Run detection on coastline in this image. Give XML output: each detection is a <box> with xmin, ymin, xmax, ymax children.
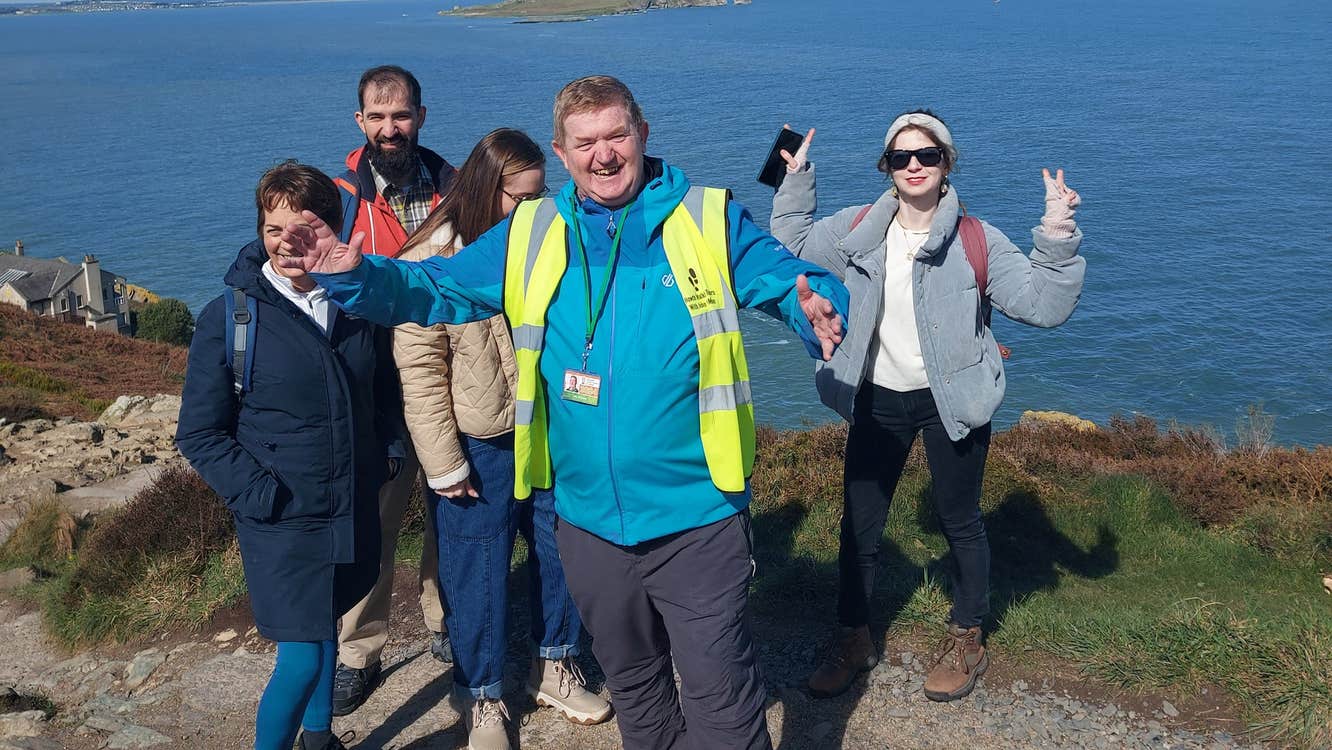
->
<box><xmin>442</xmin><ymin>0</ymin><xmax>740</xmax><ymax>20</ymax></box>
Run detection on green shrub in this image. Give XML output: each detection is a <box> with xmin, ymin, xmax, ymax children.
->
<box><xmin>135</xmin><ymin>298</ymin><xmax>195</xmax><ymax>346</ymax></box>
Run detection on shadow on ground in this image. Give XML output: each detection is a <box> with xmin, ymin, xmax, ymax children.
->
<box><xmin>750</xmin><ymin>484</ymin><xmax>1119</xmax><ymax>749</ymax></box>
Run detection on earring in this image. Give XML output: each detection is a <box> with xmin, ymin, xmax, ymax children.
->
<box><xmin>890</xmin><ymin>184</ymin><xmax>899</xmax><ymax>198</ymax></box>
<box><xmin>940</xmin><ymin>178</ymin><xmax>951</xmax><ymax>196</ymax></box>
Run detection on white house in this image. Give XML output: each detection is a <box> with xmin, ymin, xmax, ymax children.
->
<box><xmin>0</xmin><ymin>245</ymin><xmax>131</xmax><ymax>333</ymax></box>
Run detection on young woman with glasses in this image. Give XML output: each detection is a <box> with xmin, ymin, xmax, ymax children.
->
<box><xmin>394</xmin><ymin>128</ymin><xmax>610</xmax><ymax>750</ymax></box>
<box><xmin>769</xmin><ymin>110</ymin><xmax>1085</xmax><ymax>703</ymax></box>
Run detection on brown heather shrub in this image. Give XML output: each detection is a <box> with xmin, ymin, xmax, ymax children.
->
<box><xmin>71</xmin><ymin>464</ymin><xmax>233</xmax><ymax>597</ymax></box>
<box><xmin>0</xmin><ymin>304</ymin><xmax>187</xmax><ymax>420</ymax></box>
<box><xmin>991</xmin><ymin>415</ymin><xmax>1331</xmax><ymax>562</ymax></box>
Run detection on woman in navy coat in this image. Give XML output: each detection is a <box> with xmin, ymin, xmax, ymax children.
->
<box><xmin>176</xmin><ymin>161</ymin><xmax>405</xmax><ymax>750</ymax></box>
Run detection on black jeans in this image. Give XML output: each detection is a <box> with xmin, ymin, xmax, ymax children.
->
<box><xmin>837</xmin><ymin>383</ymin><xmax>992</xmax><ymax>629</ymax></box>
<box><xmin>556</xmin><ymin>512</ymin><xmax>771</xmax><ymax>750</ymax></box>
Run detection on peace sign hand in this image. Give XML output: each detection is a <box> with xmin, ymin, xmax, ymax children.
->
<box><xmin>1039</xmin><ymin>168</ymin><xmax>1080</xmax><ymax>239</ymax></box>
<box><xmin>780</xmin><ymin>125</ymin><xmax>816</xmax><ymax>174</ymax></box>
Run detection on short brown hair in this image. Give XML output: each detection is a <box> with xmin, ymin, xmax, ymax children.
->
<box><xmin>255</xmin><ymin>161</ymin><xmax>342</xmax><ymax>235</ymax></box>
<box><xmin>553</xmin><ymin>75</ymin><xmax>644</xmax><ymax>143</ymax></box>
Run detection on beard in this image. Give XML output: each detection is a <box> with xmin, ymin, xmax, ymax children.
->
<box><xmin>365</xmin><ymin>134</ymin><xmax>420</xmax><ymax>186</ymax></box>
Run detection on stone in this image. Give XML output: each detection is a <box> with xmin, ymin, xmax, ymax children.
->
<box><xmin>1162</xmin><ymin>700</ymin><xmax>1179</xmax><ymax>718</ymax></box>
<box><xmin>123</xmin><ymin>649</ymin><xmax>165</xmax><ymax>691</ymax></box>
<box><xmin>98</xmin><ymin>395</ymin><xmax>181</xmax><ymax>428</ymax></box>
<box><xmin>176</xmin><ymin>653</ymin><xmax>273</xmax><ymax>716</ymax></box>
<box><xmin>886</xmin><ymin>707</ymin><xmax>911</xmax><ymax>718</ymax></box>
<box><xmin>1019</xmin><ymin>410</ymin><xmax>1098</xmax><ymax>432</ymax></box>
<box><xmin>0</xmin><ymin>569</ymin><xmax>34</xmax><ymax>593</ymax></box>
<box><xmin>212</xmin><ymin>629</ymin><xmax>238</xmax><ymax>644</ymax></box>
<box><xmin>104</xmin><ymin>725</ymin><xmax>172</xmax><ymax>748</ymax></box>
<box><xmin>78</xmin><ymin>713</ymin><xmax>126</xmax><ymax>733</ymax></box>
<box><xmin>0</xmin><ymin>738</ymin><xmax>64</xmax><ymax>750</ymax></box>
<box><xmin>0</xmin><ymin>711</ymin><xmax>45</xmax><ymax>739</ymax></box>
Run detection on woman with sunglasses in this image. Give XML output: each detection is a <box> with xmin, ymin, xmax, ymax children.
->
<box><xmin>394</xmin><ymin>128</ymin><xmax>611</xmax><ymax>750</ymax></box>
<box><xmin>770</xmin><ymin>110</ymin><xmax>1084</xmax><ymax>703</ymax></box>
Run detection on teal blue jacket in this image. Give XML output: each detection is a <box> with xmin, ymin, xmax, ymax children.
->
<box><xmin>316</xmin><ymin>159</ymin><xmax>849</xmax><ymax>545</ymax></box>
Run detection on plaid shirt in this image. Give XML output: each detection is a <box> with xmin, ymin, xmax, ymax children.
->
<box><xmin>371</xmin><ymin>157</ymin><xmax>435</xmax><ymax>235</ymax></box>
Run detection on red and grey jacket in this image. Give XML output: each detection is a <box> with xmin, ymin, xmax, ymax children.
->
<box><xmin>335</xmin><ymin>145</ymin><xmax>456</xmax><ymax>258</ymax></box>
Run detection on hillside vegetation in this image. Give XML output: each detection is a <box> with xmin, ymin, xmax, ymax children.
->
<box><xmin>0</xmin><ymin>304</ymin><xmax>187</xmax><ymax>421</ymax></box>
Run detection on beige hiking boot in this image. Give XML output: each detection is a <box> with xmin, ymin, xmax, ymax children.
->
<box><xmin>807</xmin><ymin>625</ymin><xmax>878</xmax><ymax>698</ymax></box>
<box><xmin>923</xmin><ymin>623</ymin><xmax>989</xmax><ymax>702</ymax></box>
<box><xmin>465</xmin><ymin>697</ymin><xmax>511</xmax><ymax>750</ymax></box>
<box><xmin>527</xmin><ymin>656</ymin><xmax>613</xmax><ymax>725</ymax></box>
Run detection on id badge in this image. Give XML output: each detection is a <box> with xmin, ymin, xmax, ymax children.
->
<box><xmin>561</xmin><ymin>369</ymin><xmax>602</xmax><ymax>406</ymax></box>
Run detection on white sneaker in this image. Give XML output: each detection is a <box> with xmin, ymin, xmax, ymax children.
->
<box><xmin>526</xmin><ymin>656</ymin><xmax>613</xmax><ymax>725</ymax></box>
<box><xmin>465</xmin><ymin>697</ymin><xmax>511</xmax><ymax>750</ymax></box>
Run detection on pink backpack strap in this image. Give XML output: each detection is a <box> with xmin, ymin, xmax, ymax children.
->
<box><xmin>849</xmin><ymin>204</ymin><xmax>873</xmax><ymax>231</ymax></box>
<box><xmin>956</xmin><ymin>215</ymin><xmax>1011</xmax><ymax>359</ymax></box>
<box><xmin>957</xmin><ymin>215</ymin><xmax>988</xmax><ymax>294</ymax></box>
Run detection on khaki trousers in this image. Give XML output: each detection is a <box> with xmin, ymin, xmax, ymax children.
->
<box><xmin>337</xmin><ymin>450</ymin><xmax>446</xmax><ymax>669</ymax></box>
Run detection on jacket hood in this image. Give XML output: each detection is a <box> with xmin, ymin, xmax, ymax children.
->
<box><xmin>222</xmin><ymin>239</ymin><xmax>285</xmax><ymax>305</ymax></box>
<box><xmin>554</xmin><ymin>156</ymin><xmax>689</xmax><ymax>236</ymax></box>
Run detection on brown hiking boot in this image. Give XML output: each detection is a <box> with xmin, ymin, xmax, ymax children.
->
<box><xmin>807</xmin><ymin>625</ymin><xmax>878</xmax><ymax>698</ymax></box>
<box><xmin>923</xmin><ymin>623</ymin><xmax>989</xmax><ymax>702</ymax></box>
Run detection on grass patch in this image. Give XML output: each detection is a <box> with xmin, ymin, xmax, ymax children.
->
<box><xmin>0</xmin><ymin>494</ymin><xmax>81</xmax><ymax>573</ymax></box>
<box><xmin>748</xmin><ymin>424</ymin><xmax>1331</xmax><ymax>748</ymax></box>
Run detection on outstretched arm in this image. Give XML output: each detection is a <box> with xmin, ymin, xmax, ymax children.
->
<box><xmin>277</xmin><ymin>209</ymin><xmax>508</xmax><ymax>327</ymax></box>
<box><xmin>727</xmin><ymin>200</ymin><xmax>849</xmax><ymax>361</ymax></box>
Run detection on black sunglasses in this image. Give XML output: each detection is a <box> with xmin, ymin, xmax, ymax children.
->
<box><xmin>884</xmin><ymin>147</ymin><xmax>945</xmax><ymax>171</ymax></box>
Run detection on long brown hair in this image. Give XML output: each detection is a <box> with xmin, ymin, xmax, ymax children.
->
<box><xmin>401</xmin><ymin>128</ymin><xmax>545</xmax><ymax>257</ymax></box>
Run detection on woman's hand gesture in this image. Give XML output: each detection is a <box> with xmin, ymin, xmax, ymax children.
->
<box><xmin>780</xmin><ymin>125</ymin><xmax>816</xmax><ymax>174</ymax></box>
<box><xmin>1039</xmin><ymin>168</ymin><xmax>1081</xmax><ymax>239</ymax></box>
<box><xmin>274</xmin><ymin>210</ymin><xmax>366</xmax><ymax>275</ymax></box>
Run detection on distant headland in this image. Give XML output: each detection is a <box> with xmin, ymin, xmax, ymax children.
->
<box><xmin>442</xmin><ymin>0</ymin><xmax>749</xmax><ymax>21</ymax></box>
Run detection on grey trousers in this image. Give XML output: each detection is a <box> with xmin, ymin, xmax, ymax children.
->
<box><xmin>556</xmin><ymin>511</ymin><xmax>772</xmax><ymax>750</ymax></box>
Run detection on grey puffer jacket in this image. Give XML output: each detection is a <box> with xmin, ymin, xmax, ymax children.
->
<box><xmin>770</xmin><ymin>164</ymin><xmax>1085</xmax><ymax>440</ymax></box>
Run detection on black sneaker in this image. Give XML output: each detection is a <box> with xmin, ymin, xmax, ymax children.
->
<box><xmin>331</xmin><ymin>662</ymin><xmax>381</xmax><ymax>717</ymax></box>
<box><xmin>430</xmin><ymin>630</ymin><xmax>453</xmax><ymax>664</ymax></box>
<box><xmin>299</xmin><ymin>729</ymin><xmax>355</xmax><ymax>750</ymax></box>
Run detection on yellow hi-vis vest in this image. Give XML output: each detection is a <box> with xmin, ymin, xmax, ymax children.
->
<box><xmin>502</xmin><ymin>186</ymin><xmax>756</xmax><ymax>500</ymax></box>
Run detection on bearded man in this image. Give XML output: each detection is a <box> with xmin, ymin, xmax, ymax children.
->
<box><xmin>329</xmin><ymin>64</ymin><xmax>456</xmax><ymax>717</ymax></box>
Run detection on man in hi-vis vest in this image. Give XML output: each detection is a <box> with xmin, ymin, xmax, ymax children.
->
<box><xmin>281</xmin><ymin>76</ymin><xmax>849</xmax><ymax>750</ymax></box>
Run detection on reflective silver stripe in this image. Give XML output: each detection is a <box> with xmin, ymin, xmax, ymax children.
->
<box><xmin>515</xmin><ymin>399</ymin><xmax>535</xmax><ymax>425</ymax></box>
<box><xmin>699</xmin><ymin>381</ymin><xmax>753</xmax><ymax>414</ymax></box>
<box><xmin>524</xmin><ymin>199</ymin><xmax>560</xmax><ymax>290</ymax></box>
<box><xmin>692</xmin><ymin>308</ymin><xmax>734</xmax><ymax>339</ymax></box>
<box><xmin>511</xmin><ymin>323</ymin><xmax>545</xmax><ymax>351</ymax></box>
<box><xmin>681</xmin><ymin>185</ymin><xmax>706</xmax><ymax>229</ymax></box>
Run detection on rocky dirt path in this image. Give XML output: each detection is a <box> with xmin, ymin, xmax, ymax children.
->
<box><xmin>1</xmin><ymin>565</ymin><xmax>1259</xmax><ymax>750</ymax></box>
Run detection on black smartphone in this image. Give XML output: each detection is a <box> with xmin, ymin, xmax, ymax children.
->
<box><xmin>756</xmin><ymin>127</ymin><xmax>805</xmax><ymax>188</ymax></box>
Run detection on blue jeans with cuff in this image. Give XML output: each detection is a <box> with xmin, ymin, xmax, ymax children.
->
<box><xmin>430</xmin><ymin>433</ymin><xmax>583</xmax><ymax>700</ymax></box>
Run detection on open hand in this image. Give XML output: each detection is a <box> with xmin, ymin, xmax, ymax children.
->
<box><xmin>780</xmin><ymin>125</ymin><xmax>816</xmax><ymax>173</ymax></box>
<box><xmin>796</xmin><ymin>274</ymin><xmax>843</xmax><ymax>361</ymax></box>
<box><xmin>274</xmin><ymin>210</ymin><xmax>366</xmax><ymax>275</ymax></box>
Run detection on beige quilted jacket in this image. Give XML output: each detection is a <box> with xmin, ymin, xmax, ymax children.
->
<box><xmin>394</xmin><ymin>223</ymin><xmax>518</xmax><ymax>489</ymax></box>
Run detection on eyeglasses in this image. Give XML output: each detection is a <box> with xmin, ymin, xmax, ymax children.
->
<box><xmin>884</xmin><ymin>147</ymin><xmax>944</xmax><ymax>171</ymax></box>
<box><xmin>502</xmin><ymin>185</ymin><xmax>549</xmax><ymax>203</ymax></box>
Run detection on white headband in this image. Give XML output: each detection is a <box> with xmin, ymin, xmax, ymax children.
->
<box><xmin>884</xmin><ymin>113</ymin><xmax>957</xmax><ymax>166</ymax></box>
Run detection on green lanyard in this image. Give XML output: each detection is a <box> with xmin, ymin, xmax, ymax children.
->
<box><xmin>568</xmin><ymin>198</ymin><xmax>636</xmax><ymax>371</ymax></box>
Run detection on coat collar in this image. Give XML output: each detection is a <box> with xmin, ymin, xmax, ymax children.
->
<box><xmin>844</xmin><ymin>187</ymin><xmax>963</xmax><ymax>264</ymax></box>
